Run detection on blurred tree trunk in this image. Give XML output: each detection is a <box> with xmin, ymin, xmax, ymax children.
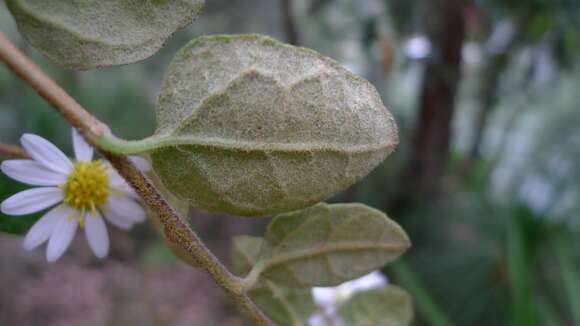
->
<box><xmin>281</xmin><ymin>0</ymin><xmax>300</xmax><ymax>45</ymax></box>
<box><xmin>401</xmin><ymin>0</ymin><xmax>466</xmax><ymax>200</ymax></box>
<box><xmin>461</xmin><ymin>21</ymin><xmax>520</xmax><ymax>178</ymax></box>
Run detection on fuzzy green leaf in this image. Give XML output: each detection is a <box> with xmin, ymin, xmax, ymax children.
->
<box><xmin>338</xmin><ymin>286</ymin><xmax>414</xmax><ymax>326</ymax></box>
<box><xmin>139</xmin><ymin>34</ymin><xmax>398</xmax><ymax>217</ymax></box>
<box><xmin>232</xmin><ymin>235</ymin><xmax>264</xmax><ymax>276</ymax></box>
<box><xmin>6</xmin><ymin>0</ymin><xmax>204</xmax><ymax>70</ymax></box>
<box><xmin>232</xmin><ymin>236</ymin><xmax>316</xmax><ymax>326</ymax></box>
<box><xmin>253</xmin><ymin>203</ymin><xmax>410</xmax><ymax>288</ymax></box>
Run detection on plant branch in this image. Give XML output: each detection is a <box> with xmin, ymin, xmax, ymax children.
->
<box><xmin>0</xmin><ymin>34</ymin><xmax>103</xmax><ymax>142</ymax></box>
<box><xmin>101</xmin><ymin>153</ymin><xmax>270</xmax><ymax>324</ymax></box>
<box><xmin>0</xmin><ymin>32</ymin><xmax>272</xmax><ymax>325</ymax></box>
<box><xmin>0</xmin><ymin>142</ymin><xmax>29</xmax><ymax>159</ymax></box>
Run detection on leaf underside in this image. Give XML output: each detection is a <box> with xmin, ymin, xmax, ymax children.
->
<box><xmin>151</xmin><ymin>34</ymin><xmax>399</xmax><ymax>216</ymax></box>
<box><xmin>257</xmin><ymin>203</ymin><xmax>410</xmax><ymax>288</ymax></box>
<box><xmin>338</xmin><ymin>286</ymin><xmax>414</xmax><ymax>326</ymax></box>
<box><xmin>6</xmin><ymin>0</ymin><xmax>204</xmax><ymax>70</ymax></box>
<box><xmin>232</xmin><ymin>235</ymin><xmax>316</xmax><ymax>326</ymax></box>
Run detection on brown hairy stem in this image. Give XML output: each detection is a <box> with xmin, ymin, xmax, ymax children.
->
<box><xmin>0</xmin><ymin>32</ymin><xmax>272</xmax><ymax>325</ymax></box>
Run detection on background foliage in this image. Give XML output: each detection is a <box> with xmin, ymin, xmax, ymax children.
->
<box><xmin>1</xmin><ymin>0</ymin><xmax>580</xmax><ymax>325</ymax></box>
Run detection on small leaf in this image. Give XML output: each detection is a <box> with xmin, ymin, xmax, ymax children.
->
<box><xmin>233</xmin><ymin>236</ymin><xmax>316</xmax><ymax>326</ymax></box>
<box><xmin>141</xmin><ymin>34</ymin><xmax>398</xmax><ymax>216</ymax></box>
<box><xmin>254</xmin><ymin>203</ymin><xmax>410</xmax><ymax>288</ymax></box>
<box><xmin>6</xmin><ymin>0</ymin><xmax>204</xmax><ymax>70</ymax></box>
<box><xmin>338</xmin><ymin>286</ymin><xmax>414</xmax><ymax>326</ymax></box>
<box><xmin>232</xmin><ymin>235</ymin><xmax>264</xmax><ymax>276</ymax></box>
<box><xmin>250</xmin><ymin>283</ymin><xmax>316</xmax><ymax>326</ymax></box>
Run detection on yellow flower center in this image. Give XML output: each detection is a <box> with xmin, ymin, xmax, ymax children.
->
<box><xmin>61</xmin><ymin>161</ymin><xmax>109</xmax><ymax>213</ymax></box>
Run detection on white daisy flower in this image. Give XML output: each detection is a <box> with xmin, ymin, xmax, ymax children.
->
<box><xmin>0</xmin><ymin>129</ymin><xmax>149</xmax><ymax>262</ymax></box>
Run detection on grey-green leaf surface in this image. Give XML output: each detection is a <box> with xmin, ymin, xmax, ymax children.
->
<box><xmin>6</xmin><ymin>0</ymin><xmax>204</xmax><ymax>70</ymax></box>
<box><xmin>146</xmin><ymin>34</ymin><xmax>398</xmax><ymax>217</ymax></box>
<box><xmin>232</xmin><ymin>235</ymin><xmax>264</xmax><ymax>276</ymax></box>
<box><xmin>232</xmin><ymin>236</ymin><xmax>316</xmax><ymax>326</ymax></box>
<box><xmin>338</xmin><ymin>286</ymin><xmax>413</xmax><ymax>326</ymax></box>
<box><xmin>254</xmin><ymin>203</ymin><xmax>410</xmax><ymax>288</ymax></box>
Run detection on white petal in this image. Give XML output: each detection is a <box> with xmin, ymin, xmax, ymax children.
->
<box><xmin>107</xmin><ymin>170</ymin><xmax>138</xmax><ymax>199</ymax></box>
<box><xmin>23</xmin><ymin>206</ymin><xmax>66</xmax><ymax>250</ymax></box>
<box><xmin>342</xmin><ymin>271</ymin><xmax>386</xmax><ymax>293</ymax></box>
<box><xmin>21</xmin><ymin>134</ymin><xmax>72</xmax><ymax>174</ymax></box>
<box><xmin>129</xmin><ymin>156</ymin><xmax>151</xmax><ymax>172</ymax></box>
<box><xmin>1</xmin><ymin>187</ymin><xmax>62</xmax><ymax>215</ymax></box>
<box><xmin>85</xmin><ymin>211</ymin><xmax>109</xmax><ymax>259</ymax></box>
<box><xmin>107</xmin><ymin>170</ymin><xmax>126</xmax><ymax>187</ymax></box>
<box><xmin>312</xmin><ymin>287</ymin><xmax>339</xmax><ymax>307</ymax></box>
<box><xmin>103</xmin><ymin>212</ymin><xmax>133</xmax><ymax>230</ymax></box>
<box><xmin>110</xmin><ymin>184</ymin><xmax>138</xmax><ymax>199</ymax></box>
<box><xmin>72</xmin><ymin>128</ymin><xmax>93</xmax><ymax>162</ymax></box>
<box><xmin>1</xmin><ymin>160</ymin><xmax>67</xmax><ymax>186</ymax></box>
<box><xmin>46</xmin><ymin>213</ymin><xmax>78</xmax><ymax>262</ymax></box>
<box><xmin>105</xmin><ymin>195</ymin><xmax>146</xmax><ymax>223</ymax></box>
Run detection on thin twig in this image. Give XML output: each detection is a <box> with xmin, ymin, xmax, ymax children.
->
<box><xmin>0</xmin><ymin>32</ymin><xmax>272</xmax><ymax>325</ymax></box>
<box><xmin>0</xmin><ymin>143</ymin><xmax>29</xmax><ymax>159</ymax></box>
<box><xmin>0</xmin><ymin>34</ymin><xmax>102</xmax><ymax>142</ymax></box>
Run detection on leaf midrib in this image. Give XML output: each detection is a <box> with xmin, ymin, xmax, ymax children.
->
<box><xmin>155</xmin><ymin>134</ymin><xmax>396</xmax><ymax>154</ymax></box>
<box><xmin>260</xmin><ymin>241</ymin><xmax>406</xmax><ymax>272</ymax></box>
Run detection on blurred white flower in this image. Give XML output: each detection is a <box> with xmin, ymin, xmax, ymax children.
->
<box><xmin>485</xmin><ymin>20</ymin><xmax>516</xmax><ymax>55</ymax></box>
<box><xmin>462</xmin><ymin>42</ymin><xmax>483</xmax><ymax>65</ymax></box>
<box><xmin>403</xmin><ymin>35</ymin><xmax>431</xmax><ymax>60</ymax></box>
<box><xmin>0</xmin><ymin>129</ymin><xmax>149</xmax><ymax>262</ymax></box>
<box><xmin>309</xmin><ymin>271</ymin><xmax>387</xmax><ymax>326</ymax></box>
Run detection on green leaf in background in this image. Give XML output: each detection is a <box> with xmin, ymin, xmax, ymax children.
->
<box><xmin>553</xmin><ymin>233</ymin><xmax>580</xmax><ymax>325</ymax></box>
<box><xmin>232</xmin><ymin>236</ymin><xmax>316</xmax><ymax>326</ymax></box>
<box><xmin>506</xmin><ymin>211</ymin><xmax>538</xmax><ymax>326</ymax></box>
<box><xmin>338</xmin><ymin>286</ymin><xmax>413</xmax><ymax>326</ymax></box>
<box><xmin>100</xmin><ymin>34</ymin><xmax>398</xmax><ymax>217</ymax></box>
<box><xmin>251</xmin><ymin>203</ymin><xmax>409</xmax><ymax>288</ymax></box>
<box><xmin>388</xmin><ymin>260</ymin><xmax>451</xmax><ymax>326</ymax></box>
<box><xmin>6</xmin><ymin>0</ymin><xmax>204</xmax><ymax>70</ymax></box>
<box><xmin>0</xmin><ymin>175</ymin><xmax>42</xmax><ymax>235</ymax></box>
